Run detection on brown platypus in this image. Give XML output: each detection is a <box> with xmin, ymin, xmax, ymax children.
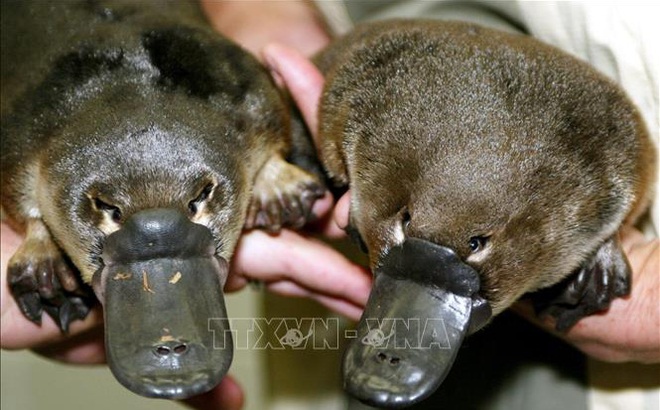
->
<box><xmin>1</xmin><ymin>0</ymin><xmax>323</xmax><ymax>399</ymax></box>
<box><xmin>314</xmin><ymin>20</ymin><xmax>655</xmax><ymax>407</ymax></box>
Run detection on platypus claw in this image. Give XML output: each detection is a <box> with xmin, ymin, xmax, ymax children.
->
<box><xmin>8</xmin><ymin>256</ymin><xmax>93</xmax><ymax>333</ymax></box>
<box><xmin>532</xmin><ymin>235</ymin><xmax>631</xmax><ymax>331</ymax></box>
<box><xmin>246</xmin><ymin>156</ymin><xmax>325</xmax><ymax>232</ymax></box>
<box><xmin>42</xmin><ymin>295</ymin><xmax>93</xmax><ymax>333</ymax></box>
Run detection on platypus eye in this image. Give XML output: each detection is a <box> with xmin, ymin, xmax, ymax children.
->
<box><xmin>188</xmin><ymin>183</ymin><xmax>214</xmax><ymax>215</ymax></box>
<box><xmin>94</xmin><ymin>198</ymin><xmax>122</xmax><ymax>223</ymax></box>
<box><xmin>468</xmin><ymin>236</ymin><xmax>489</xmax><ymax>253</ymax></box>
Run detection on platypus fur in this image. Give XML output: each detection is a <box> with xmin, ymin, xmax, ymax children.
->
<box><xmin>314</xmin><ymin>19</ymin><xmax>655</xmax><ymax>408</ymax></box>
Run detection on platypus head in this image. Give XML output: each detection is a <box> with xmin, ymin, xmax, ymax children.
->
<box><xmin>343</xmin><ymin>128</ymin><xmax>627</xmax><ymax>406</ymax></box>
<box><xmin>37</xmin><ymin>89</ymin><xmax>255</xmax><ymax>398</ymax></box>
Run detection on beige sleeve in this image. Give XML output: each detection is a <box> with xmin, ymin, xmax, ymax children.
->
<box><xmin>515</xmin><ymin>2</ymin><xmax>659</xmax><ymax>237</ymax></box>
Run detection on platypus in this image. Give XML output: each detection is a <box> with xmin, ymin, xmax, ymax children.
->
<box><xmin>313</xmin><ymin>20</ymin><xmax>655</xmax><ymax>408</ymax></box>
<box><xmin>1</xmin><ymin>0</ymin><xmax>323</xmax><ymax>399</ymax></box>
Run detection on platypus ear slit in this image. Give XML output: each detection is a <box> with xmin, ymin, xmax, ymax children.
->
<box><xmin>188</xmin><ymin>181</ymin><xmax>215</xmax><ymax>215</ymax></box>
<box><xmin>91</xmin><ymin>197</ymin><xmax>123</xmax><ymax>223</ymax></box>
<box><xmin>400</xmin><ymin>207</ymin><xmax>412</xmax><ymax>230</ymax></box>
<box><xmin>531</xmin><ymin>234</ymin><xmax>632</xmax><ymax>331</ymax></box>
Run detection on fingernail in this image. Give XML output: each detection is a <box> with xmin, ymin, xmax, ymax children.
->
<box><xmin>261</xmin><ymin>45</ymin><xmax>284</xmax><ymax>88</ymax></box>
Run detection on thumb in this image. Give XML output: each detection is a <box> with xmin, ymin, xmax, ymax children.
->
<box><xmin>262</xmin><ymin>43</ymin><xmax>325</xmax><ymax>144</ymax></box>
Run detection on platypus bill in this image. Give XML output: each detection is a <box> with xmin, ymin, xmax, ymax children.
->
<box><xmin>1</xmin><ymin>0</ymin><xmax>323</xmax><ymax>399</ymax></box>
<box><xmin>314</xmin><ymin>20</ymin><xmax>655</xmax><ymax>408</ymax></box>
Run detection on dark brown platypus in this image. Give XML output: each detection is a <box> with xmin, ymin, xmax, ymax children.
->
<box><xmin>314</xmin><ymin>20</ymin><xmax>655</xmax><ymax>408</ymax></box>
<box><xmin>1</xmin><ymin>0</ymin><xmax>323</xmax><ymax>399</ymax></box>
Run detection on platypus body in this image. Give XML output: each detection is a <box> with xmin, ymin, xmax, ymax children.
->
<box><xmin>315</xmin><ymin>20</ymin><xmax>655</xmax><ymax>408</ymax></box>
<box><xmin>1</xmin><ymin>0</ymin><xmax>322</xmax><ymax>399</ymax></box>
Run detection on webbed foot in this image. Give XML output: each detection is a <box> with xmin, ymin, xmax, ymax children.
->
<box><xmin>245</xmin><ymin>155</ymin><xmax>325</xmax><ymax>232</ymax></box>
<box><xmin>7</xmin><ymin>219</ymin><xmax>93</xmax><ymax>333</ymax></box>
<box><xmin>532</xmin><ymin>234</ymin><xmax>631</xmax><ymax>331</ymax></box>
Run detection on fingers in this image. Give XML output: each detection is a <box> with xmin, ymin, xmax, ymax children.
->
<box><xmin>262</xmin><ymin>43</ymin><xmax>325</xmax><ymax>143</ymax></box>
<box><xmin>202</xmin><ymin>0</ymin><xmax>330</xmax><ymax>60</ymax></box>
<box><xmin>232</xmin><ymin>229</ymin><xmax>371</xmax><ymax>309</ymax></box>
<box><xmin>266</xmin><ymin>280</ymin><xmax>363</xmax><ymax>321</ymax></box>
<box><xmin>261</xmin><ymin>44</ymin><xmax>354</xmax><ymax>241</ymax></box>
<box><xmin>1</xmin><ymin>302</ymin><xmax>104</xmax><ymax>351</ymax></box>
<box><xmin>310</xmin><ymin>190</ymin><xmax>336</xmax><ymax>224</ymax></box>
<box><xmin>307</xmin><ymin>190</ymin><xmax>349</xmax><ymax>240</ymax></box>
<box><xmin>1</xmin><ymin>223</ymin><xmax>22</xmax><ymax>321</ymax></box>
<box><xmin>182</xmin><ymin>375</ymin><xmax>244</xmax><ymax>410</ymax></box>
<box><xmin>224</xmin><ymin>271</ymin><xmax>250</xmax><ymax>293</ymax></box>
<box><xmin>619</xmin><ymin>224</ymin><xmax>654</xmax><ymax>254</ymax></box>
<box><xmin>333</xmin><ymin>191</ymin><xmax>351</xmax><ymax>232</ymax></box>
<box><xmin>229</xmin><ymin>193</ymin><xmax>367</xmax><ymax>320</ymax></box>
<box><xmin>32</xmin><ymin>323</ymin><xmax>106</xmax><ymax>364</ymax></box>
<box><xmin>311</xmin><ymin>293</ymin><xmax>363</xmax><ymax>322</ymax></box>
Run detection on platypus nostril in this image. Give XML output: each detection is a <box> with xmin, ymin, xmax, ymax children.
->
<box><xmin>377</xmin><ymin>352</ymin><xmax>387</xmax><ymax>362</ymax></box>
<box><xmin>389</xmin><ymin>356</ymin><xmax>400</xmax><ymax>365</ymax></box>
<box><xmin>173</xmin><ymin>343</ymin><xmax>188</xmax><ymax>355</ymax></box>
<box><xmin>155</xmin><ymin>345</ymin><xmax>171</xmax><ymax>356</ymax></box>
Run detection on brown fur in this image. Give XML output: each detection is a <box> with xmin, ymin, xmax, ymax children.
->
<box><xmin>315</xmin><ymin>20</ymin><xmax>655</xmax><ymax>314</ymax></box>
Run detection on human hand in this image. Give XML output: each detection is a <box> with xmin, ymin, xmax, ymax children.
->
<box><xmin>513</xmin><ymin>226</ymin><xmax>660</xmax><ymax>363</ymax></box>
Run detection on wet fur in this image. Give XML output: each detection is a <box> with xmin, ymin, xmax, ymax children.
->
<box><xmin>315</xmin><ymin>20</ymin><xmax>655</xmax><ymax>315</ymax></box>
<box><xmin>1</xmin><ymin>0</ymin><xmax>322</xmax><ymax>320</ymax></box>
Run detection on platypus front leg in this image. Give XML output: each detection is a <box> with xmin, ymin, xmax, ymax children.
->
<box><xmin>245</xmin><ymin>155</ymin><xmax>325</xmax><ymax>232</ymax></box>
<box><xmin>532</xmin><ymin>234</ymin><xmax>632</xmax><ymax>331</ymax></box>
<box><xmin>7</xmin><ymin>218</ymin><xmax>93</xmax><ymax>332</ymax></box>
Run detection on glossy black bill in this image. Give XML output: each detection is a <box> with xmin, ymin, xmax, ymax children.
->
<box><xmin>92</xmin><ymin>208</ymin><xmax>233</xmax><ymax>399</ymax></box>
<box><xmin>343</xmin><ymin>238</ymin><xmax>491</xmax><ymax>408</ymax></box>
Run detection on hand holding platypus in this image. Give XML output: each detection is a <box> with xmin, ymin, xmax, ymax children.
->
<box><xmin>266</xmin><ymin>19</ymin><xmax>656</xmax><ymax>408</ymax></box>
